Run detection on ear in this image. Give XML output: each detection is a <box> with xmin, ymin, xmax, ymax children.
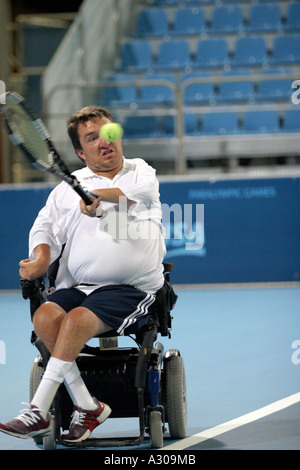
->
<box><xmin>76</xmin><ymin>149</ymin><xmax>86</xmax><ymax>162</ymax></box>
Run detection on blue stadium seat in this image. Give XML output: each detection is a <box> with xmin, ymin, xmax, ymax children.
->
<box><xmin>195</xmin><ymin>38</ymin><xmax>229</xmax><ymax>68</ymax></box>
<box><xmin>120</xmin><ymin>40</ymin><xmax>153</xmax><ymax>71</ymax></box>
<box><xmin>201</xmin><ymin>112</ymin><xmax>239</xmax><ymax>135</ymax></box>
<box><xmin>155</xmin><ymin>39</ymin><xmax>191</xmax><ymax>70</ymax></box>
<box><xmin>101</xmin><ymin>74</ymin><xmax>137</xmax><ymax>106</ymax></box>
<box><xmin>123</xmin><ymin>116</ymin><xmax>160</xmax><ymax>138</ymax></box>
<box><xmin>184</xmin><ymin>114</ymin><xmax>200</xmax><ymax>135</ymax></box>
<box><xmin>181</xmin><ymin>72</ymin><xmax>215</xmax><ymax>104</ymax></box>
<box><xmin>242</xmin><ymin>110</ymin><xmax>279</xmax><ymax>133</ymax></box>
<box><xmin>271</xmin><ymin>35</ymin><xmax>300</xmax><ymax>64</ymax></box>
<box><xmin>255</xmin><ymin>69</ymin><xmax>292</xmax><ymax>102</ymax></box>
<box><xmin>220</xmin><ymin>0</ymin><xmax>251</xmax><ymax>3</ymax></box>
<box><xmin>135</xmin><ymin>9</ymin><xmax>169</xmax><ymax>37</ymax></box>
<box><xmin>173</xmin><ymin>7</ymin><xmax>206</xmax><ymax>35</ymax></box>
<box><xmin>137</xmin><ymin>73</ymin><xmax>175</xmax><ymax>105</ymax></box>
<box><xmin>210</xmin><ymin>5</ymin><xmax>244</xmax><ymax>34</ymax></box>
<box><xmin>232</xmin><ymin>36</ymin><xmax>268</xmax><ymax>66</ymax></box>
<box><xmin>282</xmin><ymin>109</ymin><xmax>300</xmax><ymax>132</ymax></box>
<box><xmin>284</xmin><ymin>2</ymin><xmax>300</xmax><ymax>32</ymax></box>
<box><xmin>216</xmin><ymin>70</ymin><xmax>254</xmax><ymax>103</ymax></box>
<box><xmin>162</xmin><ymin>116</ymin><xmax>175</xmax><ymax>136</ymax></box>
<box><xmin>247</xmin><ymin>3</ymin><xmax>282</xmax><ymax>32</ymax></box>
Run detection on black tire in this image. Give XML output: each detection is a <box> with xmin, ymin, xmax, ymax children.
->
<box><xmin>149</xmin><ymin>410</ymin><xmax>163</xmax><ymax>448</ymax></box>
<box><xmin>43</xmin><ymin>415</ymin><xmax>56</xmax><ymax>450</ymax></box>
<box><xmin>165</xmin><ymin>354</ymin><xmax>187</xmax><ymax>439</ymax></box>
<box><xmin>30</xmin><ymin>358</ymin><xmax>44</xmax><ymax>401</ymax></box>
<box><xmin>30</xmin><ymin>359</ymin><xmax>44</xmax><ymax>445</ymax></box>
<box><xmin>29</xmin><ymin>359</ymin><xmax>57</xmax><ymax>449</ymax></box>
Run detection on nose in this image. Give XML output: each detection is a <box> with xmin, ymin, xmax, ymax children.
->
<box><xmin>98</xmin><ymin>135</ymin><xmax>110</xmax><ymax>146</ymax></box>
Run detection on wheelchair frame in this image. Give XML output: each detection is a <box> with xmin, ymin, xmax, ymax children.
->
<box><xmin>23</xmin><ymin>262</ymin><xmax>187</xmax><ymax>449</ymax></box>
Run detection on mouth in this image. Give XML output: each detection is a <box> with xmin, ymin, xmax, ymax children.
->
<box><xmin>102</xmin><ymin>148</ymin><xmax>114</xmax><ymax>159</ymax></box>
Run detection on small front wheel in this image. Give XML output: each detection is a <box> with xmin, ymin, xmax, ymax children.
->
<box><xmin>43</xmin><ymin>415</ymin><xmax>56</xmax><ymax>450</ymax></box>
<box><xmin>149</xmin><ymin>410</ymin><xmax>163</xmax><ymax>448</ymax></box>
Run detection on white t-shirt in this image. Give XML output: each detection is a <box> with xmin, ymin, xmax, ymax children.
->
<box><xmin>29</xmin><ymin>158</ymin><xmax>166</xmax><ymax>295</ymax></box>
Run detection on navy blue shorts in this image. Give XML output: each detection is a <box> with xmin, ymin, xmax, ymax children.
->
<box><xmin>43</xmin><ymin>285</ymin><xmax>157</xmax><ymax>335</ymax></box>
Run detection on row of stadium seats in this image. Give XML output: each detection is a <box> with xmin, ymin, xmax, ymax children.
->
<box><xmin>120</xmin><ymin>35</ymin><xmax>300</xmax><ymax>71</ymax></box>
<box><xmin>121</xmin><ymin>108</ymin><xmax>300</xmax><ymax>138</ymax></box>
<box><xmin>151</xmin><ymin>0</ymin><xmax>295</xmax><ymax>4</ymax></box>
<box><xmin>135</xmin><ymin>3</ymin><xmax>300</xmax><ymax>37</ymax></box>
<box><xmin>97</xmin><ymin>0</ymin><xmax>300</xmax><ymax>150</ymax></box>
<box><xmin>100</xmin><ymin>69</ymin><xmax>293</xmax><ymax>106</ymax></box>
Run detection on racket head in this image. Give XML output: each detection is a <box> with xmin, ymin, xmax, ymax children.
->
<box><xmin>0</xmin><ymin>91</ymin><xmax>53</xmax><ymax>169</ymax></box>
<box><xmin>0</xmin><ymin>91</ymin><xmax>93</xmax><ymax>205</ymax></box>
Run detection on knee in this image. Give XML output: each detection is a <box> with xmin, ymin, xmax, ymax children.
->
<box><xmin>60</xmin><ymin>307</ymin><xmax>103</xmax><ymax>338</ymax></box>
<box><xmin>33</xmin><ymin>301</ymin><xmax>65</xmax><ymax>333</ymax></box>
<box><xmin>60</xmin><ymin>308</ymin><xmax>88</xmax><ymax>335</ymax></box>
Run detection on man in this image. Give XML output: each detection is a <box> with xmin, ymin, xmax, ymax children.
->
<box><xmin>0</xmin><ymin>106</ymin><xmax>166</xmax><ymax>443</ymax></box>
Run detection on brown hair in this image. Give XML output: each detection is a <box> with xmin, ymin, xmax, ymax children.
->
<box><xmin>67</xmin><ymin>106</ymin><xmax>115</xmax><ymax>151</ymax></box>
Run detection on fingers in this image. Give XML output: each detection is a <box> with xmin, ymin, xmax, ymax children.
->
<box><xmin>80</xmin><ymin>197</ymin><xmax>101</xmax><ymax>217</ymax></box>
<box><xmin>19</xmin><ymin>259</ymin><xmax>48</xmax><ymax>280</ymax></box>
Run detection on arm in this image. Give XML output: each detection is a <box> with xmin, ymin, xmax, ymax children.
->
<box><xmin>27</xmin><ymin>182</ymin><xmax>72</xmax><ymax>270</ymax></box>
<box><xmin>80</xmin><ymin>159</ymin><xmax>159</xmax><ymax>217</ymax></box>
<box><xmin>19</xmin><ymin>244</ymin><xmax>50</xmax><ymax>281</ymax></box>
<box><xmin>80</xmin><ymin>188</ymin><xmax>135</xmax><ymax>217</ymax></box>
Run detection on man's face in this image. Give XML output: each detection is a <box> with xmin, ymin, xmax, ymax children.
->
<box><xmin>76</xmin><ymin>117</ymin><xmax>123</xmax><ymax>176</ymax></box>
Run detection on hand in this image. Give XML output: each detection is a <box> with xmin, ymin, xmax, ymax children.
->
<box><xmin>80</xmin><ymin>196</ymin><xmax>102</xmax><ymax>218</ymax></box>
<box><xmin>19</xmin><ymin>258</ymin><xmax>48</xmax><ymax>281</ymax></box>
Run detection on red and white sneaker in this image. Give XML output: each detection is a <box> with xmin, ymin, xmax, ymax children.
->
<box><xmin>62</xmin><ymin>398</ymin><xmax>111</xmax><ymax>443</ymax></box>
<box><xmin>0</xmin><ymin>403</ymin><xmax>53</xmax><ymax>439</ymax></box>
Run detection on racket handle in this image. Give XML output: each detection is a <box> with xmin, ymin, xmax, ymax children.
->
<box><xmin>75</xmin><ymin>187</ymin><xmax>94</xmax><ymax>205</ymax></box>
<box><xmin>70</xmin><ymin>176</ymin><xmax>93</xmax><ymax>205</ymax></box>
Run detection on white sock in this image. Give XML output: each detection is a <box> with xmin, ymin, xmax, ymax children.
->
<box><xmin>31</xmin><ymin>357</ymin><xmax>73</xmax><ymax>419</ymax></box>
<box><xmin>64</xmin><ymin>361</ymin><xmax>97</xmax><ymax>411</ymax></box>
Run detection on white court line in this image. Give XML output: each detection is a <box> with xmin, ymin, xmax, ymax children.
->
<box><xmin>163</xmin><ymin>392</ymin><xmax>300</xmax><ymax>450</ymax></box>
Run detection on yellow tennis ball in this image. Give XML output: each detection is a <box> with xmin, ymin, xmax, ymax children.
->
<box><xmin>99</xmin><ymin>123</ymin><xmax>123</xmax><ymax>142</ymax></box>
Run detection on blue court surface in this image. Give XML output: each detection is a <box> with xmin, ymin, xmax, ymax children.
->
<box><xmin>0</xmin><ymin>285</ymin><xmax>299</xmax><ymax>451</ymax></box>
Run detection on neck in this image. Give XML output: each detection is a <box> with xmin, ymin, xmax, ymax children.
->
<box><xmin>88</xmin><ymin>159</ymin><xmax>124</xmax><ymax>179</ymax></box>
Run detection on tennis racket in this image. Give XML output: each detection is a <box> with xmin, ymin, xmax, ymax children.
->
<box><xmin>0</xmin><ymin>91</ymin><xmax>93</xmax><ymax>205</ymax></box>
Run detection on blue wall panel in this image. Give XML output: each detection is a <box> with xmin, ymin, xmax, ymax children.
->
<box><xmin>160</xmin><ymin>177</ymin><xmax>300</xmax><ymax>284</ymax></box>
<box><xmin>0</xmin><ymin>186</ymin><xmax>52</xmax><ymax>289</ymax></box>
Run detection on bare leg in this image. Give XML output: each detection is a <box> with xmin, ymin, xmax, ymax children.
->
<box><xmin>32</xmin><ymin>302</ymin><xmax>113</xmax><ymax>414</ymax></box>
<box><xmin>51</xmin><ymin>306</ymin><xmax>112</xmax><ymax>362</ymax></box>
<box><xmin>33</xmin><ymin>301</ymin><xmax>66</xmax><ymax>353</ymax></box>
<box><xmin>33</xmin><ymin>302</ymin><xmax>112</xmax><ymax>360</ymax></box>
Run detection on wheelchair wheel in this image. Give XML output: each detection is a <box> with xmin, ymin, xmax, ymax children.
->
<box><xmin>165</xmin><ymin>354</ymin><xmax>187</xmax><ymax>439</ymax></box>
<box><xmin>43</xmin><ymin>415</ymin><xmax>56</xmax><ymax>450</ymax></box>
<box><xmin>30</xmin><ymin>358</ymin><xmax>44</xmax><ymax>402</ymax></box>
<box><xmin>30</xmin><ymin>358</ymin><xmax>57</xmax><ymax>450</ymax></box>
<box><xmin>149</xmin><ymin>410</ymin><xmax>163</xmax><ymax>448</ymax></box>
<box><xmin>30</xmin><ymin>359</ymin><xmax>44</xmax><ymax>446</ymax></box>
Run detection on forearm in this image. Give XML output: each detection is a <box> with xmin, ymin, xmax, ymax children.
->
<box><xmin>91</xmin><ymin>188</ymin><xmax>133</xmax><ymax>205</ymax></box>
<box><xmin>80</xmin><ymin>188</ymin><xmax>135</xmax><ymax>217</ymax></box>
<box><xmin>33</xmin><ymin>244</ymin><xmax>51</xmax><ymax>267</ymax></box>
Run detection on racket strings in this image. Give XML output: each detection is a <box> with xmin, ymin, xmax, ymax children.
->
<box><xmin>6</xmin><ymin>102</ymin><xmax>49</xmax><ymax>163</ymax></box>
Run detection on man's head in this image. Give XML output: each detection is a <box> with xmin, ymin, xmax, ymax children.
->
<box><xmin>67</xmin><ymin>106</ymin><xmax>114</xmax><ymax>152</ymax></box>
<box><xmin>67</xmin><ymin>106</ymin><xmax>123</xmax><ymax>177</ymax></box>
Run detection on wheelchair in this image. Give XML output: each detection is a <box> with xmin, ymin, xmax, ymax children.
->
<box><xmin>21</xmin><ymin>261</ymin><xmax>187</xmax><ymax>450</ymax></box>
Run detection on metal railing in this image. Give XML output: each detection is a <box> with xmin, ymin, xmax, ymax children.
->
<box><xmin>41</xmin><ymin>71</ymin><xmax>300</xmax><ymax>175</ymax></box>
